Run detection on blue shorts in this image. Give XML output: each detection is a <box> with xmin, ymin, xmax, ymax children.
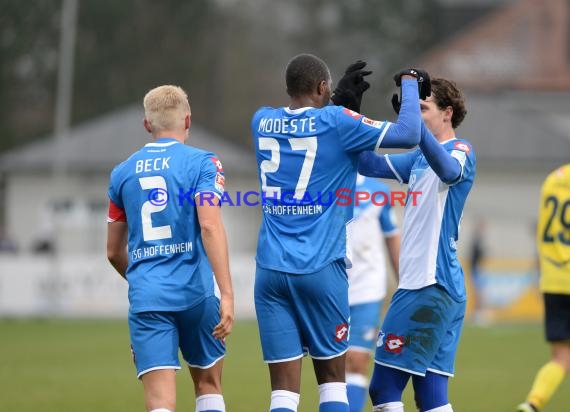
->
<box><xmin>255</xmin><ymin>260</ymin><xmax>350</xmax><ymax>362</ymax></box>
<box><xmin>349</xmin><ymin>300</ymin><xmax>383</xmax><ymax>353</ymax></box>
<box><xmin>128</xmin><ymin>296</ymin><xmax>225</xmax><ymax>378</ymax></box>
<box><xmin>374</xmin><ymin>285</ymin><xmax>466</xmax><ymax>377</ymax></box>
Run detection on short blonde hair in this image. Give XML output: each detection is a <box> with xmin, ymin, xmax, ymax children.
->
<box><xmin>143</xmin><ymin>85</ymin><xmax>191</xmax><ymax>133</ymax></box>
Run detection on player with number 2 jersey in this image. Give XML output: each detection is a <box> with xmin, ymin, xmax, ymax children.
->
<box><xmin>106</xmin><ymin>85</ymin><xmax>232</xmax><ymax>412</ymax></box>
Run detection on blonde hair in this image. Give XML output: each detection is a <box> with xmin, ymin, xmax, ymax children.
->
<box><xmin>143</xmin><ymin>85</ymin><xmax>191</xmax><ymax>133</ymax></box>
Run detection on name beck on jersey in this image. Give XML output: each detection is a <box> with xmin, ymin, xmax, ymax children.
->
<box><xmin>135</xmin><ymin>157</ymin><xmax>171</xmax><ymax>173</ymax></box>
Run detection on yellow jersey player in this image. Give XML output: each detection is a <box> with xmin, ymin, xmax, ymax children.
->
<box><xmin>518</xmin><ymin>164</ymin><xmax>570</xmax><ymax>412</ymax></box>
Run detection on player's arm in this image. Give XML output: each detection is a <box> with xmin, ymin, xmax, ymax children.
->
<box><xmin>107</xmin><ymin>221</ymin><xmax>128</xmax><ymax>279</ymax></box>
<box><xmin>358</xmin><ymin>150</ymin><xmax>418</xmax><ymax>184</ymax></box>
<box><xmin>335</xmin><ymin>71</ymin><xmax>424</xmax><ymax>153</ymax></box>
<box><xmin>385</xmin><ymin>234</ymin><xmax>400</xmax><ymax>283</ymax></box>
<box><xmin>357</xmin><ymin>152</ymin><xmax>395</xmax><ymax>179</ymax></box>
<box><xmin>379</xmin><ymin>197</ymin><xmax>400</xmax><ymax>282</ymax></box>
<box><xmin>378</xmin><ymin>76</ymin><xmax>422</xmax><ymax>149</ymax></box>
<box><xmin>419</xmin><ymin>121</ymin><xmax>462</xmax><ymax>184</ymax></box>
<box><xmin>106</xmin><ymin>198</ymin><xmax>128</xmax><ymax>279</ymax></box>
<box><xmin>197</xmin><ymin>198</ymin><xmax>234</xmax><ymax>340</ymax></box>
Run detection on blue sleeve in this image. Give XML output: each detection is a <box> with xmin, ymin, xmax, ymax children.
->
<box><xmin>377</xmin><ymin>80</ymin><xmax>421</xmax><ymax>149</ymax></box>
<box><xmin>196</xmin><ymin>153</ymin><xmax>225</xmax><ymax>199</ymax></box>
<box><xmin>379</xmin><ymin>198</ymin><xmax>398</xmax><ymax>235</ymax></box>
<box><xmin>447</xmin><ymin>138</ymin><xmax>476</xmax><ymax>185</ymax></box>
<box><xmin>359</xmin><ymin>150</ymin><xmax>419</xmax><ymax>184</ymax></box>
<box><xmin>335</xmin><ymin>106</ymin><xmax>392</xmax><ymax>153</ymax></box>
<box><xmin>419</xmin><ymin>122</ymin><xmax>462</xmax><ymax>185</ymax></box>
<box><xmin>107</xmin><ymin>165</ymin><xmax>124</xmax><ymax>208</ymax></box>
<box><xmin>357</xmin><ymin>151</ymin><xmax>396</xmax><ymax>179</ymax></box>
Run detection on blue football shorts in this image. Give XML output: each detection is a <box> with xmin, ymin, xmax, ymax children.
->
<box><xmin>128</xmin><ymin>295</ymin><xmax>225</xmax><ymax>378</ymax></box>
<box><xmin>349</xmin><ymin>300</ymin><xmax>383</xmax><ymax>353</ymax></box>
<box><xmin>254</xmin><ymin>259</ymin><xmax>350</xmax><ymax>362</ymax></box>
<box><xmin>374</xmin><ymin>284</ymin><xmax>466</xmax><ymax>377</ymax></box>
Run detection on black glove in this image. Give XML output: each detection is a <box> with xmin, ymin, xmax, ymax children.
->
<box><xmin>331</xmin><ymin>60</ymin><xmax>372</xmax><ymax>112</ymax></box>
<box><xmin>391</xmin><ymin>68</ymin><xmax>431</xmax><ymax>114</ymax></box>
<box><xmin>391</xmin><ymin>93</ymin><xmax>402</xmax><ymax>114</ymax></box>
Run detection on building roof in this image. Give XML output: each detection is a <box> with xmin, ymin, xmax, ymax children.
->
<box><xmin>423</xmin><ymin>0</ymin><xmax>570</xmax><ymax>91</ymax></box>
<box><xmin>0</xmin><ymin>105</ymin><xmax>255</xmax><ymax>176</ymax></box>
<box><xmin>458</xmin><ymin>90</ymin><xmax>570</xmax><ymax>169</ymax></box>
<box><xmin>419</xmin><ymin>0</ymin><xmax>570</xmax><ymax>167</ymax></box>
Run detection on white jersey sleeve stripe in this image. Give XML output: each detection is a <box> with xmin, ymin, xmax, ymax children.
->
<box><xmin>374</xmin><ymin>122</ymin><xmax>392</xmax><ymax>152</ymax></box>
<box><xmin>385</xmin><ymin>154</ymin><xmax>404</xmax><ymax>184</ymax></box>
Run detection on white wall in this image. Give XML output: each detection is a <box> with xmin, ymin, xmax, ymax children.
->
<box><xmin>5</xmin><ymin>173</ymin><xmax>261</xmax><ymax>256</ymax></box>
<box><xmin>1</xmin><ymin>167</ymin><xmax>550</xmax><ymax>318</ymax></box>
<box><xmin>2</xmin><ymin>172</ymin><xmax>260</xmax><ymax>318</ymax></box>
<box><xmin>0</xmin><ymin>252</ymin><xmax>256</xmax><ymax>318</ymax></box>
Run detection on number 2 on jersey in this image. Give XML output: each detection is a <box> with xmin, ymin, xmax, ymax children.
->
<box><xmin>259</xmin><ymin>137</ymin><xmax>317</xmax><ymax>199</ymax></box>
<box><xmin>139</xmin><ymin>176</ymin><xmax>172</xmax><ymax>241</ymax></box>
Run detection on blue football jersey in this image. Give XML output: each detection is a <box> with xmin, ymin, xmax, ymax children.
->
<box><xmin>108</xmin><ymin>138</ymin><xmax>225</xmax><ymax>313</ymax></box>
<box><xmin>251</xmin><ymin>105</ymin><xmax>393</xmax><ymax>273</ymax></box>
<box><xmin>385</xmin><ymin>138</ymin><xmax>476</xmax><ymax>301</ymax></box>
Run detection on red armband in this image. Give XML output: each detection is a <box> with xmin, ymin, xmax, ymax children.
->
<box><xmin>107</xmin><ymin>200</ymin><xmax>126</xmax><ymax>223</ymax></box>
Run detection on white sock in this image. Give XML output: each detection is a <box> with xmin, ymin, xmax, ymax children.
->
<box><xmin>318</xmin><ymin>382</ymin><xmax>348</xmax><ymax>405</ymax></box>
<box><xmin>150</xmin><ymin>409</ymin><xmax>172</xmax><ymax>412</ymax></box>
<box><xmin>372</xmin><ymin>401</ymin><xmax>404</xmax><ymax>411</ymax></box>
<box><xmin>196</xmin><ymin>394</ymin><xmax>225</xmax><ymax>412</ymax></box>
<box><xmin>270</xmin><ymin>390</ymin><xmax>300</xmax><ymax>411</ymax></box>
<box><xmin>425</xmin><ymin>404</ymin><xmax>453</xmax><ymax>412</ymax></box>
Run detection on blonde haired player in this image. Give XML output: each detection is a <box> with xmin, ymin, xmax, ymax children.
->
<box><xmin>518</xmin><ymin>164</ymin><xmax>570</xmax><ymax>412</ymax></box>
<box><xmin>107</xmin><ymin>85</ymin><xmax>234</xmax><ymax>412</ymax></box>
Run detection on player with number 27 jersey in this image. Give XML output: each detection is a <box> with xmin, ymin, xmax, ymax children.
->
<box><xmin>107</xmin><ymin>138</ymin><xmax>224</xmax><ymax>313</ymax></box>
<box><xmin>252</xmin><ymin>88</ymin><xmax>419</xmax><ymax>275</ymax></box>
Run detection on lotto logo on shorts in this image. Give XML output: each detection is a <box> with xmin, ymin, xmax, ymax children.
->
<box><xmin>384</xmin><ymin>333</ymin><xmax>405</xmax><ymax>354</ymax></box>
<box><xmin>335</xmin><ymin>323</ymin><xmax>348</xmax><ymax>342</ymax></box>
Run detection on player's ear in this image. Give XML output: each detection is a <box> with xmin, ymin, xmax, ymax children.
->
<box><xmin>185</xmin><ymin>113</ymin><xmax>191</xmax><ymax>130</ymax></box>
<box><xmin>443</xmin><ymin>106</ymin><xmax>453</xmax><ymax>123</ymax></box>
<box><xmin>317</xmin><ymin>80</ymin><xmax>327</xmax><ymax>96</ymax></box>
<box><xmin>143</xmin><ymin>118</ymin><xmax>152</xmax><ymax>133</ymax></box>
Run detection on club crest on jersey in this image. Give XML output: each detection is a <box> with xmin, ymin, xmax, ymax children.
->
<box><xmin>335</xmin><ymin>323</ymin><xmax>349</xmax><ymax>342</ymax></box>
<box><xmin>453</xmin><ymin>141</ymin><xmax>470</xmax><ymax>153</ymax></box>
<box><xmin>342</xmin><ymin>107</ymin><xmax>363</xmax><ymax>120</ymax></box>
<box><xmin>384</xmin><ymin>333</ymin><xmax>405</xmax><ymax>354</ymax></box>
<box><xmin>210</xmin><ymin>157</ymin><xmax>224</xmax><ymax>172</ymax></box>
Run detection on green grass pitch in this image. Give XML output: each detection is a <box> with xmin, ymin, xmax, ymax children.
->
<box><xmin>0</xmin><ymin>319</ymin><xmax>568</xmax><ymax>411</ymax></box>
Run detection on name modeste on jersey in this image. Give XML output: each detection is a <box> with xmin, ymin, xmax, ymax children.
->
<box><xmin>252</xmin><ymin>104</ymin><xmax>391</xmax><ymax>273</ymax></box>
